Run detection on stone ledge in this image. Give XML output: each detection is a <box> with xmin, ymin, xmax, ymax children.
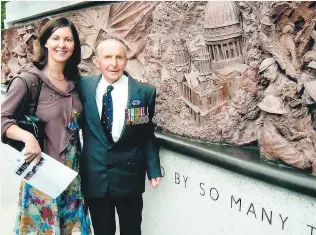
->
<box><xmin>155</xmin><ymin>131</ymin><xmax>316</xmax><ymax>198</ymax></box>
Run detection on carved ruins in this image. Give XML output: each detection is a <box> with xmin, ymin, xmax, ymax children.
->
<box><xmin>1</xmin><ymin>1</ymin><xmax>316</xmax><ymax>175</ymax></box>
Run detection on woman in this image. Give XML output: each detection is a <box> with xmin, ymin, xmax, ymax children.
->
<box><xmin>1</xmin><ymin>18</ymin><xmax>92</xmax><ymax>235</ymax></box>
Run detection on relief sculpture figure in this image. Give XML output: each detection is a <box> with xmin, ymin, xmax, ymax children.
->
<box><xmin>1</xmin><ymin>36</ymin><xmax>11</xmax><ymax>84</ymax></box>
<box><xmin>259</xmin><ymin>16</ymin><xmax>300</xmax><ymax>80</ymax></box>
<box><xmin>280</xmin><ymin>23</ymin><xmax>299</xmax><ymax>67</ymax></box>
<box><xmin>23</xmin><ymin>33</ymin><xmax>37</xmax><ymax>63</ymax></box>
<box><xmin>302</xmin><ymin>80</ymin><xmax>316</xmax><ymax>132</ymax></box>
<box><xmin>257</xmin><ymin>58</ymin><xmax>316</xmax><ymax>175</ymax></box>
<box><xmin>11</xmin><ymin>45</ymin><xmax>28</xmax><ymax>67</ymax></box>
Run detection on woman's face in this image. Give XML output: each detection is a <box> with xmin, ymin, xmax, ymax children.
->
<box><xmin>45</xmin><ymin>26</ymin><xmax>75</xmax><ymax>64</ymax></box>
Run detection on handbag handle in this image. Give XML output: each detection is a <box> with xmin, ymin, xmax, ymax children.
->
<box><xmin>6</xmin><ymin>76</ymin><xmax>42</xmax><ymax>118</ymax></box>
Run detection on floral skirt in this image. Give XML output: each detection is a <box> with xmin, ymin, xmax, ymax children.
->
<box><xmin>14</xmin><ymin>146</ymin><xmax>92</xmax><ymax>235</ymax></box>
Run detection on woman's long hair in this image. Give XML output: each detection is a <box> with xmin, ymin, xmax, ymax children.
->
<box><xmin>33</xmin><ymin>17</ymin><xmax>81</xmax><ymax>81</ymax></box>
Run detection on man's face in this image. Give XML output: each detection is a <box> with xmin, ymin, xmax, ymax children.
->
<box><xmin>263</xmin><ymin>64</ymin><xmax>278</xmax><ymax>83</ymax></box>
<box><xmin>92</xmin><ymin>40</ymin><xmax>128</xmax><ymax>84</ymax></box>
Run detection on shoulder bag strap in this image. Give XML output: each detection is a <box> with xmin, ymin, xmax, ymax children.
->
<box><xmin>32</xmin><ymin>78</ymin><xmax>42</xmax><ymax>114</ymax></box>
<box><xmin>6</xmin><ymin>76</ymin><xmax>29</xmax><ymax>120</ymax></box>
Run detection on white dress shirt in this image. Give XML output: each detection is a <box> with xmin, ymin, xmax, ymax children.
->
<box><xmin>96</xmin><ymin>74</ymin><xmax>129</xmax><ymax>142</ymax></box>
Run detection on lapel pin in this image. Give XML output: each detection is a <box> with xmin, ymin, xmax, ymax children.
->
<box><xmin>130</xmin><ymin>99</ymin><xmax>143</xmax><ymax>106</ymax></box>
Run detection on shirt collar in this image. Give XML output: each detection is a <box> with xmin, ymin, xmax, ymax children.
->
<box><xmin>99</xmin><ymin>73</ymin><xmax>128</xmax><ymax>93</ymax></box>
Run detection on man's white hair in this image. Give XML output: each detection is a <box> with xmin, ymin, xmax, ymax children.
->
<box><xmin>93</xmin><ymin>36</ymin><xmax>128</xmax><ymax>57</ymax></box>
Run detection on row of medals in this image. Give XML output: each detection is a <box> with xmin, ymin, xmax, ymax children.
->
<box><xmin>125</xmin><ymin>107</ymin><xmax>149</xmax><ymax>125</ymax></box>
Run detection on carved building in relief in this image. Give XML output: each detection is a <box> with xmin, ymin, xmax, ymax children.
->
<box><xmin>178</xmin><ymin>1</ymin><xmax>244</xmax><ymax>125</ymax></box>
<box><xmin>174</xmin><ymin>38</ymin><xmax>191</xmax><ymax>79</ymax></box>
<box><xmin>179</xmin><ymin>39</ymin><xmax>220</xmax><ymax>125</ymax></box>
<box><xmin>204</xmin><ymin>1</ymin><xmax>243</xmax><ymax>69</ymax></box>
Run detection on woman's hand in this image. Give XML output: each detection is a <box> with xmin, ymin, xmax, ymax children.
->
<box><xmin>23</xmin><ymin>134</ymin><xmax>41</xmax><ymax>163</ymax></box>
<box><xmin>5</xmin><ymin>125</ymin><xmax>42</xmax><ymax>163</ymax></box>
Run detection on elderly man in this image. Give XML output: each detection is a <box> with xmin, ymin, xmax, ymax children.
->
<box><xmin>79</xmin><ymin>37</ymin><xmax>162</xmax><ymax>235</ymax></box>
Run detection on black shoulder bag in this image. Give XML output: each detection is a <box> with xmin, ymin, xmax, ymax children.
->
<box><xmin>6</xmin><ymin>76</ymin><xmax>44</xmax><ymax>151</ymax></box>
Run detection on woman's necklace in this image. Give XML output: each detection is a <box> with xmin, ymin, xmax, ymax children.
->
<box><xmin>46</xmin><ymin>68</ymin><xmax>65</xmax><ymax>81</ymax></box>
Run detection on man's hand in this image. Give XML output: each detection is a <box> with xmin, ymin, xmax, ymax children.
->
<box><xmin>148</xmin><ymin>177</ymin><xmax>161</xmax><ymax>188</ymax></box>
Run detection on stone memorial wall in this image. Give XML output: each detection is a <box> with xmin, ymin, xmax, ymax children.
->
<box><xmin>142</xmin><ymin>148</ymin><xmax>316</xmax><ymax>235</ymax></box>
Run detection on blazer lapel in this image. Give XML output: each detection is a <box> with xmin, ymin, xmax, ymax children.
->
<box><xmin>84</xmin><ymin>75</ymin><xmax>109</xmax><ymax>145</ymax></box>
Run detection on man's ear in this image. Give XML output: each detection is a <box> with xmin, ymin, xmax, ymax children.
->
<box><xmin>125</xmin><ymin>57</ymin><xmax>128</xmax><ymax>67</ymax></box>
<box><xmin>92</xmin><ymin>56</ymin><xmax>99</xmax><ymax>68</ymax></box>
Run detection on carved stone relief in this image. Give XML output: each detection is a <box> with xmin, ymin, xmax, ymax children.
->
<box><xmin>2</xmin><ymin>1</ymin><xmax>316</xmax><ymax>174</ymax></box>
<box><xmin>70</xmin><ymin>2</ymin><xmax>158</xmax><ymax>78</ymax></box>
<box><xmin>1</xmin><ymin>23</ymin><xmax>38</xmax><ymax>83</ymax></box>
<box><xmin>1</xmin><ymin>35</ymin><xmax>10</xmax><ymax>84</ymax></box>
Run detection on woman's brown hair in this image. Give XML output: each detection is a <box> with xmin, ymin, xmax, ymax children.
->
<box><xmin>33</xmin><ymin>17</ymin><xmax>81</xmax><ymax>81</ymax></box>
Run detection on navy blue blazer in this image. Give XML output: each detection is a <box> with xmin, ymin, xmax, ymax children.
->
<box><xmin>79</xmin><ymin>72</ymin><xmax>162</xmax><ymax>198</ymax></box>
